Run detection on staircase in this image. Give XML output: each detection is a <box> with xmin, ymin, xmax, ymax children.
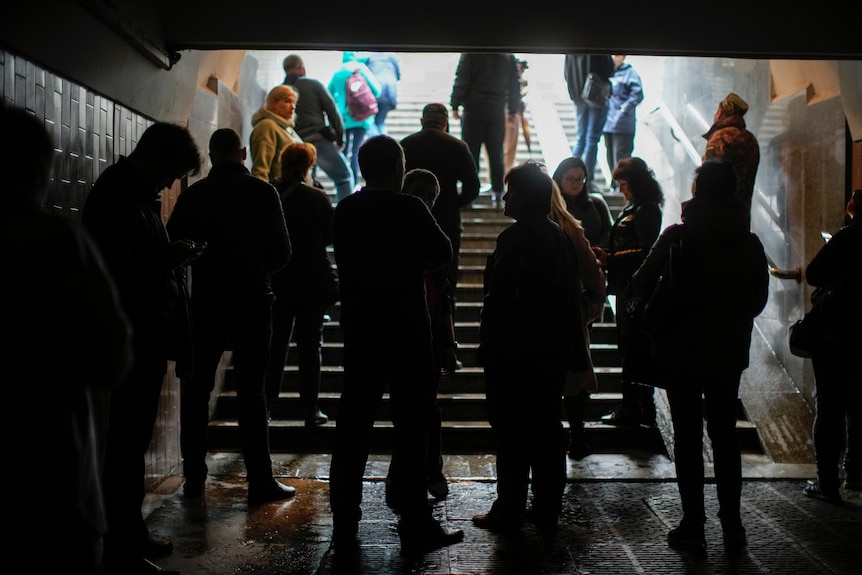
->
<box><xmin>207</xmin><ymin>54</ymin><xmax>765</xmax><ymax>459</ymax></box>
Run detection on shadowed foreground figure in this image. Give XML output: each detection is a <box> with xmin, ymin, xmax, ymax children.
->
<box><xmin>83</xmin><ymin>121</ymin><xmax>205</xmax><ymax>575</ymax></box>
<box><xmin>329</xmin><ymin>135</ymin><xmax>462</xmax><ymax>556</ymax></box>
<box><xmin>474</xmin><ymin>161</ymin><xmax>588</xmax><ymax>533</ymax></box>
<box><xmin>166</xmin><ymin>128</ymin><xmax>294</xmax><ymax>506</ymax></box>
<box><xmin>629</xmin><ymin>161</ymin><xmax>768</xmax><ymax>555</ymax></box>
<box><xmin>3</xmin><ymin>106</ymin><xmax>133</xmax><ymax>574</ymax></box>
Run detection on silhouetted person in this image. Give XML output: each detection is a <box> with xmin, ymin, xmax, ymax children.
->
<box><xmin>450</xmin><ymin>53</ymin><xmax>522</xmax><ymax>203</ymax></box>
<box><xmin>385</xmin><ymin>168</ymin><xmax>458</xmax><ymax>509</ymax></box>
<box><xmin>282</xmin><ymin>54</ymin><xmax>355</xmax><ymax>200</ymax></box>
<box><xmin>564</xmin><ymin>54</ymin><xmax>615</xmax><ymax>186</ymax></box>
<box><xmin>3</xmin><ymin>106</ymin><xmax>133</xmax><ymax>574</ymax></box>
<box><xmin>548</xmin><ymin>178</ymin><xmax>607</xmax><ymax>461</ymax></box>
<box><xmin>250</xmin><ymin>84</ymin><xmax>303</xmax><ymax>183</ymax></box>
<box><xmin>803</xmin><ymin>189</ymin><xmax>862</xmax><ymax>502</ymax></box>
<box><xmin>400</xmin><ymin>102</ymin><xmax>480</xmax><ymax>351</ymax></box>
<box><xmin>630</xmin><ymin>161</ymin><xmax>768</xmax><ymax>554</ymax></box>
<box><xmin>702</xmin><ymin>92</ymin><xmax>760</xmax><ymax>215</ymax></box>
<box><xmin>328</xmin><ymin>135</ymin><xmax>462</xmax><ymax>555</ymax></box>
<box><xmin>596</xmin><ymin>157</ymin><xmax>663</xmax><ymax>427</ymax></box>
<box><xmin>362</xmin><ymin>51</ymin><xmax>402</xmax><ymax>136</ymax></box>
<box><xmin>83</xmin><ymin>122</ymin><xmax>204</xmax><ymax>575</ymax></box>
<box><xmin>265</xmin><ymin>142</ymin><xmax>335</xmax><ymax>427</ymax></box>
<box><xmin>473</xmin><ymin>161</ymin><xmax>588</xmax><ymax>533</ymax></box>
<box><xmin>166</xmin><ymin>128</ymin><xmax>294</xmax><ymax>504</ymax></box>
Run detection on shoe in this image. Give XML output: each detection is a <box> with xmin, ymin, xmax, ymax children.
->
<box><xmin>182</xmin><ymin>479</ymin><xmax>204</xmax><ymax>499</ymax></box>
<box><xmin>247</xmin><ymin>478</ymin><xmax>296</xmax><ymax>505</ymax></box>
<box><xmin>638</xmin><ymin>407</ymin><xmax>657</xmax><ymax>427</ymax></box>
<box><xmin>525</xmin><ymin>508</ymin><xmax>559</xmax><ymax>532</ymax></box>
<box><xmin>333</xmin><ymin>518</ymin><xmax>359</xmax><ymax>546</ymax></box>
<box><xmin>601</xmin><ymin>407</ymin><xmax>639</xmax><ymax>426</ymax></box>
<box><xmin>723</xmin><ymin>527</ymin><xmax>747</xmax><ymax>551</ymax></box>
<box><xmin>472</xmin><ymin>510</ymin><xmax>524</xmax><ymax>534</ymax></box>
<box><xmin>427</xmin><ymin>475</ymin><xmax>449</xmax><ymax>500</ymax></box>
<box><xmin>398</xmin><ymin>518</ymin><xmax>464</xmax><ymax>555</ymax></box>
<box><xmin>667</xmin><ymin>524</ymin><xmax>707</xmax><ymax>555</ymax></box>
<box><xmin>142</xmin><ymin>533</ymin><xmax>174</xmax><ymax>559</ymax></box>
<box><xmin>803</xmin><ymin>479</ymin><xmax>843</xmax><ymax>504</ymax></box>
<box><xmin>103</xmin><ymin>557</ymin><xmax>179</xmax><ymax>575</ymax></box>
<box><xmin>304</xmin><ymin>407</ymin><xmax>329</xmax><ymax>427</ymax></box>
<box><xmin>567</xmin><ymin>434</ymin><xmax>592</xmax><ymax>460</ymax></box>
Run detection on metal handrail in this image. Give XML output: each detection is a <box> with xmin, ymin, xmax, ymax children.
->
<box><xmin>765</xmin><ymin>253</ymin><xmax>802</xmax><ymax>282</ymax></box>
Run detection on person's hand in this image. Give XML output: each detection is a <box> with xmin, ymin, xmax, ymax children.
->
<box><xmin>170</xmin><ymin>239</ymin><xmax>206</xmax><ymax>268</ymax></box>
<box><xmin>452</xmin><ymin>108</ymin><xmax>461</xmax><ymax>120</ymax></box>
<box><xmin>593</xmin><ymin>246</ymin><xmax>609</xmax><ymax>268</ymax></box>
<box><xmin>440</xmin><ymin>346</ymin><xmax>459</xmax><ymax>377</ymax></box>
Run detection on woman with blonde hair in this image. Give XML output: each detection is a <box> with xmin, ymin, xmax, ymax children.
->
<box><xmin>549</xmin><ymin>181</ymin><xmax>606</xmax><ymax>459</ymax></box>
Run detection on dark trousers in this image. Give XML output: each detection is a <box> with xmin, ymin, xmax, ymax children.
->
<box><xmin>461</xmin><ymin>109</ymin><xmax>507</xmax><ymax>192</ymax></box>
<box><xmin>603</xmin><ymin>132</ymin><xmax>635</xmax><ymax>180</ymax></box>
<box><xmin>330</xmin><ymin>326</ymin><xmax>435</xmax><ymax>524</ymax></box>
<box><xmin>665</xmin><ymin>371</ymin><xmax>742</xmax><ymax>528</ymax></box>
<box><xmin>265</xmin><ymin>296</ymin><xmax>326</xmax><ymax>417</ymax></box>
<box><xmin>484</xmin><ymin>366</ymin><xmax>567</xmax><ymax>520</ymax></box>
<box><xmin>181</xmin><ymin>296</ymin><xmax>274</xmax><ymax>486</ymax></box>
<box><xmin>812</xmin><ymin>345</ymin><xmax>861</xmax><ymax>489</ymax></box>
<box><xmin>101</xmin><ymin>360</ymin><xmax>166</xmax><ymax>560</ymax></box>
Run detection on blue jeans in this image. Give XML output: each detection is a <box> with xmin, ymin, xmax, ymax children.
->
<box><xmin>572</xmin><ymin>101</ymin><xmax>610</xmax><ymax>183</ymax></box>
<box><xmin>344</xmin><ymin>127</ymin><xmax>368</xmax><ymax>193</ymax></box>
<box><xmin>368</xmin><ymin>100</ymin><xmax>395</xmax><ymax>136</ymax></box>
<box><xmin>305</xmin><ymin>133</ymin><xmax>354</xmax><ymax>202</ymax></box>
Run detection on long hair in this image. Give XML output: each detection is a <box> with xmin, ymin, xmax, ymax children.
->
<box><xmin>549</xmin><ymin>180</ymin><xmax>585</xmax><ymax>241</ymax></box>
<box><xmin>612</xmin><ymin>157</ymin><xmax>664</xmax><ymax>206</ymax></box>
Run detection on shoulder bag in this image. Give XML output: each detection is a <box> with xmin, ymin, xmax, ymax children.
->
<box><xmin>788</xmin><ymin>287</ymin><xmax>831</xmax><ymax>358</ymax></box>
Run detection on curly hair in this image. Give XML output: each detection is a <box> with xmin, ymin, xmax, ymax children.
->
<box><xmin>611</xmin><ymin>157</ymin><xmax>664</xmax><ymax>206</ymax></box>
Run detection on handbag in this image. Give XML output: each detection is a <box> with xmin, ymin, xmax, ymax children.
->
<box><xmin>620</xmin><ymin>231</ymin><xmax>684</xmax><ymax>388</ymax></box>
<box><xmin>788</xmin><ymin>287</ymin><xmax>831</xmax><ymax>358</ymax></box>
<box><xmin>581</xmin><ymin>72</ymin><xmax>611</xmax><ymax>108</ymax></box>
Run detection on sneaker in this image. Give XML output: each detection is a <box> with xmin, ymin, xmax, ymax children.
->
<box><xmin>803</xmin><ymin>479</ymin><xmax>843</xmax><ymax>504</ymax></box>
<box><xmin>667</xmin><ymin>524</ymin><xmax>707</xmax><ymax>555</ymax></box>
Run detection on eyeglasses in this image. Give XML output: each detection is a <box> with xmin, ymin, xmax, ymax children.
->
<box><xmin>563</xmin><ymin>175</ymin><xmax>588</xmax><ymax>184</ymax></box>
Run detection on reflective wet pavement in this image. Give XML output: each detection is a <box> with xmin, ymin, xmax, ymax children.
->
<box><xmin>128</xmin><ymin>452</ymin><xmax>862</xmax><ymax>574</ymax></box>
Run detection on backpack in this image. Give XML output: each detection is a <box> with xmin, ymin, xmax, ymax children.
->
<box><xmin>345</xmin><ymin>69</ymin><xmax>378</xmax><ymax>121</ymax></box>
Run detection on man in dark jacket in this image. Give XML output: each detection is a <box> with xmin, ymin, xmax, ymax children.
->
<box><xmin>166</xmin><ymin>128</ymin><xmax>293</xmax><ymax>505</ymax></box>
<box><xmin>283</xmin><ymin>54</ymin><xmax>355</xmax><ymax>200</ymax></box>
<box><xmin>83</xmin><ymin>122</ymin><xmax>204</xmax><ymax>575</ymax></box>
<box><xmin>401</xmin><ymin>102</ymin><xmax>480</xmax><ymax>324</ymax></box>
<box><xmin>450</xmin><ymin>53</ymin><xmax>522</xmax><ymax>203</ymax></box>
<box><xmin>564</xmin><ymin>54</ymin><xmax>615</xmax><ymax>187</ymax></box>
<box><xmin>630</xmin><ymin>161</ymin><xmax>768</xmax><ymax>554</ymax></box>
<box><xmin>328</xmin><ymin>135</ymin><xmax>462</xmax><ymax>555</ymax></box>
<box><xmin>473</xmin><ymin>161</ymin><xmax>587</xmax><ymax>534</ymax></box>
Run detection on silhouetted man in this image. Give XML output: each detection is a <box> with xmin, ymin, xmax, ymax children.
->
<box><xmin>166</xmin><ymin>128</ymin><xmax>293</xmax><ymax>505</ymax></box>
<box><xmin>400</xmin><ymin>102</ymin><xmax>480</xmax><ymax>331</ymax></box>
<box><xmin>328</xmin><ymin>135</ymin><xmax>462</xmax><ymax>555</ymax></box>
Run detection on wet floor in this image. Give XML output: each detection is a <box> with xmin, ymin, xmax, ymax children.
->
<box><xmin>125</xmin><ymin>452</ymin><xmax>862</xmax><ymax>574</ymax></box>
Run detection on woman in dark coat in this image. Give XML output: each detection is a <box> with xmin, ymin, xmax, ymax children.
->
<box><xmin>630</xmin><ymin>161</ymin><xmax>768</xmax><ymax>553</ymax></box>
<box><xmin>595</xmin><ymin>156</ymin><xmax>663</xmax><ymax>425</ymax></box>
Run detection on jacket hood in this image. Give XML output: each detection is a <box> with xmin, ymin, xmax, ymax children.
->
<box><xmin>251</xmin><ymin>106</ymin><xmax>293</xmax><ymax>129</ymax></box>
<box><xmin>342</xmin><ymin>51</ymin><xmax>357</xmax><ymax>63</ymax></box>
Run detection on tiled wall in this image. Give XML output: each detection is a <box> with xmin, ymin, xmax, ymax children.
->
<box><xmin>1</xmin><ymin>48</ymin><xmax>183</xmax><ymax>489</ymax></box>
